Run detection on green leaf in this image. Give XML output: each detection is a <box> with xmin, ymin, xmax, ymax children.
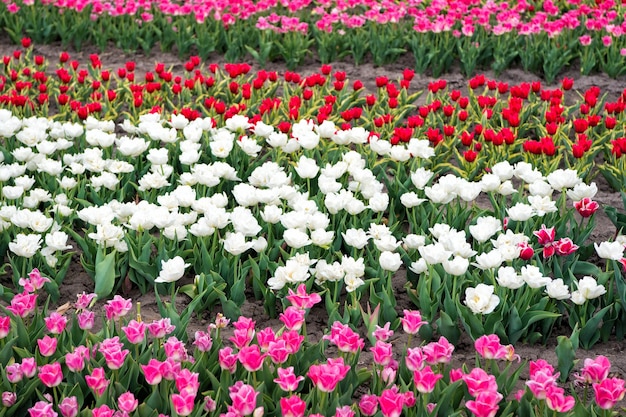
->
<box><xmin>94</xmin><ymin>250</ymin><xmax>117</xmax><ymax>299</ymax></box>
<box><xmin>556</xmin><ymin>335</ymin><xmax>577</xmax><ymax>382</ymax></box>
<box><xmin>580</xmin><ymin>304</ymin><xmax>612</xmax><ymax>349</ymax></box>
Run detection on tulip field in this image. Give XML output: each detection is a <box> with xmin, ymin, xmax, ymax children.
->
<box><xmin>2</xmin><ymin>0</ymin><xmax>626</xmax><ymax>415</ymax></box>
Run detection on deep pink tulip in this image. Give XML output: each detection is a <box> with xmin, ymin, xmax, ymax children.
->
<box><xmin>28</xmin><ymin>401</ymin><xmax>57</xmax><ymax>417</ymax></box>
<box><xmin>308</xmin><ymin>357</ymin><xmax>351</xmax><ymax>393</ymax></box>
<box><xmin>274</xmin><ymin>366</ymin><xmax>304</xmax><ymax>392</ymax></box>
<box><xmin>117</xmin><ymin>392</ymin><xmax>138</xmax><ymax>413</ymax></box>
<box><xmin>593</xmin><ymin>377</ymin><xmax>626</xmax><ymax>409</ymax></box>
<box><xmin>104</xmin><ymin>295</ymin><xmax>132</xmax><ymax>321</ymax></box>
<box><xmin>413</xmin><ymin>366</ymin><xmax>443</xmax><ymax>394</ymax></box>
<box><xmin>371</xmin><ymin>341</ymin><xmax>393</xmax><ymax>366</ymax></box>
<box><xmin>38</xmin><ymin>362</ymin><xmax>63</xmax><ymax>388</ymax></box>
<box><xmin>141</xmin><ymin>359</ymin><xmax>163</xmax><ymax>385</ymax></box>
<box><xmin>462</xmin><ymin>368</ymin><xmax>498</xmax><ymax>397</ymax></box>
<box><xmin>575</xmin><ymin>355</ymin><xmax>611</xmax><ymax>384</ymax></box>
<box><xmin>422</xmin><ymin>336</ymin><xmax>454</xmax><ymax>364</ymax></box>
<box><xmin>286</xmin><ymin>284</ymin><xmax>321</xmax><ymax>309</ymax></box>
<box><xmin>44</xmin><ymin>312</ymin><xmax>67</xmax><ymax>334</ymax></box>
<box><xmin>279</xmin><ymin>306</ymin><xmax>305</xmax><ymax>331</ymax></box>
<box><xmin>465</xmin><ymin>391</ymin><xmax>502</xmax><ymax>417</ymax></box>
<box><xmin>229</xmin><ymin>383</ymin><xmax>258</xmax><ymax>416</ymax></box>
<box><xmin>280</xmin><ymin>395</ymin><xmax>306</xmax><ymax>417</ymax></box>
<box><xmin>122</xmin><ymin>320</ymin><xmax>146</xmax><ymax>344</ymax></box>
<box><xmin>378</xmin><ymin>386</ymin><xmax>405</xmax><ymax>417</ymax></box>
<box><xmin>545</xmin><ymin>385</ymin><xmax>575</xmax><ymax>413</ymax></box>
<box><xmin>400</xmin><ymin>310</ymin><xmax>427</xmax><ymax>335</ymax></box>
<box><xmin>0</xmin><ymin>316</ymin><xmax>10</xmax><ymax>338</ymax></box>
<box><xmin>58</xmin><ymin>397</ymin><xmax>78</xmax><ymax>417</ymax></box>
<box><xmin>238</xmin><ymin>345</ymin><xmax>267</xmax><ymax>372</ymax></box>
<box><xmin>85</xmin><ymin>367</ymin><xmax>109</xmax><ymax>396</ymax></box>
<box><xmin>358</xmin><ymin>394</ymin><xmax>379</xmax><ymax>416</ymax></box>
<box><xmin>171</xmin><ymin>392</ymin><xmax>195</xmax><ymax>416</ymax></box>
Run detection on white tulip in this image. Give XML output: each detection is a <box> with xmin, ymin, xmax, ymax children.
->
<box><xmin>379</xmin><ymin>251</ymin><xmax>402</xmax><ymax>272</ymax></box>
<box><xmin>594</xmin><ymin>241</ymin><xmax>625</xmax><ymax>261</ymax></box>
<box><xmin>155</xmin><ymin>256</ymin><xmax>190</xmax><ymax>283</ymax></box>
<box><xmin>465</xmin><ymin>284</ymin><xmax>499</xmax><ymax>314</ymax></box>
<box><xmin>9</xmin><ymin>233</ymin><xmax>42</xmax><ymax>258</ymax></box>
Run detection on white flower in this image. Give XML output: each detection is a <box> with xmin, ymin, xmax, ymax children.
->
<box><xmin>237</xmin><ymin>136</ymin><xmax>262</xmax><ymax>157</ymax></box>
<box><xmin>443</xmin><ymin>256</ymin><xmax>469</xmax><ymax>276</ymax></box>
<box><xmin>313</xmin><ymin>260</ymin><xmax>344</xmax><ymax>285</ymax></box>
<box><xmin>496</xmin><ymin>266</ymin><xmax>525</xmax><ymax>289</ymax></box>
<box><xmin>155</xmin><ymin>256</ymin><xmax>190</xmax><ymax>283</ymax></box>
<box><xmin>341</xmin><ymin>256</ymin><xmax>365</xmax><ymax>278</ymax></box>
<box><xmin>342</xmin><ymin>228</ymin><xmax>369</xmax><ymax>249</ymax></box>
<box><xmin>163</xmin><ymin>224</ymin><xmax>188</xmax><ymax>242</ymax></box>
<box><xmin>311</xmin><ymin>229</ymin><xmax>334</xmax><ymax>247</ymax></box>
<box><xmin>373</xmin><ymin>235</ymin><xmax>400</xmax><ymax>252</ymax></box>
<box><xmin>566</xmin><ymin>182</ymin><xmax>598</xmax><ymax>202</ymax></box>
<box><xmin>400</xmin><ymin>192</ymin><xmax>427</xmax><ymax>208</ymax></box>
<box><xmin>528</xmin><ymin>180</ymin><xmax>553</xmax><ymax>197</ymax></box>
<box><xmin>222</xmin><ymin>232</ymin><xmax>254</xmax><ymax>256</ymax></box>
<box><xmin>2</xmin><ymin>185</ymin><xmax>24</xmax><ymax>200</ymax></box>
<box><xmin>409</xmin><ymin>259</ymin><xmax>428</xmax><ymax>274</ymax></box>
<box><xmin>464</xmin><ymin>284</ymin><xmax>499</xmax><ymax>314</ymax></box>
<box><xmin>45</xmin><ymin>231</ymin><xmax>72</xmax><ymax>251</ymax></box>
<box><xmin>231</xmin><ymin>207</ymin><xmax>261</xmax><ymax>237</ymax></box>
<box><xmin>594</xmin><ymin>241</ymin><xmax>625</xmax><ymax>261</ymax></box>
<box><xmin>9</xmin><ymin>233</ymin><xmax>42</xmax><ymax>258</ymax></box>
<box><xmin>571</xmin><ymin>276</ymin><xmax>606</xmax><ymax>305</ymax></box>
<box><xmin>507</xmin><ymin>203</ymin><xmax>535</xmax><ymax>221</ymax></box>
<box><xmin>116</xmin><ymin>136</ymin><xmax>149</xmax><ymax>157</ymax></box>
<box><xmin>344</xmin><ymin>275</ymin><xmax>365</xmax><ymax>293</ymax></box>
<box><xmin>261</xmin><ymin>205</ymin><xmax>283</xmax><ymax>224</ymax></box>
<box><xmin>528</xmin><ymin>195</ymin><xmax>557</xmax><ymax>217</ymax></box>
<box><xmin>469</xmin><ymin>216</ymin><xmax>501</xmax><ymax>243</ymax></box>
<box><xmin>379</xmin><ymin>251</ymin><xmax>402</xmax><ymax>272</ymax></box>
<box><xmin>315</xmin><ymin>120</ymin><xmax>337</xmax><ymax>138</ymax></box>
<box><xmin>520</xmin><ymin>265</ymin><xmax>551</xmax><ymax>288</ymax></box>
<box><xmin>545</xmin><ymin>278</ymin><xmax>570</xmax><ymax>300</ymax></box>
<box><xmin>418</xmin><ymin>243</ymin><xmax>452</xmax><ymax>265</ymax></box>
<box><xmin>514</xmin><ymin>162</ymin><xmax>543</xmax><ymax>184</ymax></box>
<box><xmin>169</xmin><ymin>113</ymin><xmax>190</xmax><ymax>130</ymax></box>
<box><xmin>138</xmin><ymin>172</ymin><xmax>170</xmax><ymax>191</ymax></box>
<box><xmin>294</xmin><ymin>155</ymin><xmax>320</xmax><ymax>179</ymax></box>
<box><xmin>283</xmin><ymin>228</ymin><xmax>312</xmax><ymax>249</ymax></box>
<box><xmin>491</xmin><ymin>161</ymin><xmax>514</xmax><ymax>181</ymax></box>
<box><xmin>480</xmin><ymin>174</ymin><xmax>501</xmax><ymax>192</ymax></box>
<box><xmin>403</xmin><ymin>234</ymin><xmax>426</xmax><ymax>249</ymax></box>
<box><xmin>249</xmin><ymin>161</ymin><xmax>290</xmax><ymax>189</ymax></box>
<box><xmin>472</xmin><ymin>249</ymin><xmax>503</xmax><ymax>270</ymax></box>
<box><xmin>268</xmin><ymin>260</ymin><xmax>310</xmax><ymax>290</ymax></box>
<box><xmin>547</xmin><ymin>169</ymin><xmax>581</xmax><ymax>191</ymax></box>
<box><xmin>253</xmin><ymin>121</ymin><xmax>274</xmax><ymax>138</ymax></box>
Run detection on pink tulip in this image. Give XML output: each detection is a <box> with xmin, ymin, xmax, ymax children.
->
<box><xmin>274</xmin><ymin>366</ymin><xmax>304</xmax><ymax>392</ymax></box>
<box><xmin>413</xmin><ymin>366</ymin><xmax>443</xmax><ymax>394</ymax></box>
<box><xmin>77</xmin><ymin>310</ymin><xmax>95</xmax><ymax>330</ymax></box>
<box><xmin>593</xmin><ymin>377</ymin><xmax>626</xmax><ymax>409</ymax></box>
<box><xmin>526</xmin><ymin>369</ymin><xmax>558</xmax><ymax>400</ymax></box>
<box><xmin>554</xmin><ymin>238</ymin><xmax>578</xmax><ymax>256</ymax></box>
<box><xmin>122</xmin><ymin>320</ymin><xmax>146</xmax><ymax>344</ymax></box>
<box><xmin>238</xmin><ymin>344</ymin><xmax>267</xmax><ymax>372</ymax></box>
<box><xmin>256</xmin><ymin>327</ymin><xmax>276</xmax><ymax>351</ymax></box>
<box><xmin>280</xmin><ymin>395</ymin><xmax>306</xmax><ymax>417</ymax></box>
<box><xmin>159</xmin><ymin>358</ymin><xmax>181</xmax><ymax>381</ymax></box>
<box><xmin>462</xmin><ymin>368</ymin><xmax>498</xmax><ymax>397</ymax></box>
<box><xmin>422</xmin><ymin>336</ymin><xmax>454</xmax><ymax>364</ymax></box>
<box><xmin>21</xmin><ymin>357</ymin><xmax>37</xmax><ymax>378</ymax></box>
<box><xmin>75</xmin><ymin>292</ymin><xmax>97</xmax><ymax>310</ymax></box>
<box><xmin>99</xmin><ymin>337</ymin><xmax>129</xmax><ymax>370</ymax></box>
<box><xmin>141</xmin><ymin>359</ymin><xmax>163</xmax><ymax>385</ymax></box>
<box><xmin>38</xmin><ymin>362</ymin><xmax>63</xmax><ymax>387</ymax></box>
<box><xmin>323</xmin><ymin>322</ymin><xmax>364</xmax><ymax>353</ymax></box>
<box><xmin>91</xmin><ymin>405</ymin><xmax>114</xmax><ymax>417</ymax></box>
<box><xmin>334</xmin><ymin>406</ymin><xmax>355</xmax><ymax>417</ymax></box>
<box><xmin>400</xmin><ymin>310</ymin><xmax>427</xmax><ymax>335</ymax></box>
<box><xmin>286</xmin><ymin>284</ymin><xmax>321</xmax><ymax>309</ymax></box>
<box><xmin>175</xmin><ymin>369</ymin><xmax>199</xmax><ymax>397</ymax></box>
<box><xmin>0</xmin><ymin>316</ymin><xmax>10</xmax><ymax>338</ymax></box>
<box><xmin>171</xmin><ymin>392</ymin><xmax>195</xmax><ymax>416</ymax></box>
<box><xmin>219</xmin><ymin>347</ymin><xmax>238</xmax><ymax>373</ymax></box>
<box><xmin>378</xmin><ymin>386</ymin><xmax>405</xmax><ymax>417</ymax></box>
<box><xmin>465</xmin><ymin>391</ymin><xmax>502</xmax><ymax>417</ymax></box>
<box><xmin>373</xmin><ymin>322</ymin><xmax>394</xmax><ymax>342</ymax></box>
<box><xmin>267</xmin><ymin>339</ymin><xmax>290</xmax><ymax>364</ymax></box>
<box><xmin>279</xmin><ymin>306</ymin><xmax>305</xmax><ymax>331</ymax></box>
<box><xmin>545</xmin><ymin>385</ymin><xmax>575</xmax><ymax>413</ymax></box>
<box><xmin>193</xmin><ymin>330</ymin><xmax>213</xmax><ymax>352</ymax></box>
<box><xmin>575</xmin><ymin>355</ymin><xmax>611</xmax><ymax>384</ymax></box>
<box><xmin>118</xmin><ymin>392</ymin><xmax>138</xmax><ymax>413</ymax></box>
<box><xmin>405</xmin><ymin>347</ymin><xmax>424</xmax><ymax>372</ymax></box>
<box><xmin>6</xmin><ymin>364</ymin><xmax>22</xmax><ymax>383</ymax></box>
<box><xmin>37</xmin><ymin>335</ymin><xmax>57</xmax><ymax>357</ymax></box>
<box><xmin>229</xmin><ymin>383</ymin><xmax>258</xmax><ymax>416</ymax></box>
<box><xmin>281</xmin><ymin>330</ymin><xmax>304</xmax><ymax>354</ymax></box>
<box><xmin>147</xmin><ymin>318</ymin><xmax>175</xmax><ymax>338</ymax></box>
<box><xmin>104</xmin><ymin>295</ymin><xmax>132</xmax><ymax>321</ymax></box>
<box><xmin>575</xmin><ymin>197</ymin><xmax>599</xmax><ymax>218</ymax></box>
<box><xmin>358</xmin><ymin>394</ymin><xmax>379</xmax><ymax>416</ymax></box>
<box><xmin>6</xmin><ymin>291</ymin><xmax>38</xmax><ymax>317</ymax></box>
<box><xmin>164</xmin><ymin>336</ymin><xmax>189</xmax><ymax>363</ymax></box>
<box><xmin>371</xmin><ymin>341</ymin><xmax>393</xmax><ymax>366</ymax></box>
<box><xmin>2</xmin><ymin>392</ymin><xmax>16</xmax><ymax>407</ymax></box>
<box><xmin>20</xmin><ymin>269</ymin><xmax>50</xmax><ymax>292</ymax></box>
<box><xmin>308</xmin><ymin>357</ymin><xmax>351</xmax><ymax>392</ymax></box>
<box><xmin>28</xmin><ymin>401</ymin><xmax>57</xmax><ymax>417</ymax></box>
<box><xmin>58</xmin><ymin>397</ymin><xmax>78</xmax><ymax>417</ymax></box>
<box><xmin>230</xmin><ymin>327</ymin><xmax>255</xmax><ymax>349</ymax></box>
<box><xmin>533</xmin><ymin>224</ymin><xmax>555</xmax><ymax>246</ymax></box>
<box><xmin>44</xmin><ymin>312</ymin><xmax>67</xmax><ymax>334</ymax></box>
<box><xmin>85</xmin><ymin>367</ymin><xmax>109</xmax><ymax>396</ymax></box>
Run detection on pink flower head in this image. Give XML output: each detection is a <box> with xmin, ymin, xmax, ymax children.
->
<box><xmin>529</xmin><ymin>359</ymin><xmax>555</xmax><ymax>378</ymax></box>
<box><xmin>545</xmin><ymin>385</ymin><xmax>575</xmax><ymax>413</ymax></box>
<box><xmin>37</xmin><ymin>335</ymin><xmax>57</xmax><ymax>357</ymax></box>
<box><xmin>308</xmin><ymin>357</ymin><xmax>351</xmax><ymax>393</ymax></box>
<box><xmin>104</xmin><ymin>295</ymin><xmax>132</xmax><ymax>321</ymax></box>
<box><xmin>28</xmin><ymin>401</ymin><xmax>57</xmax><ymax>417</ymax></box>
<box><xmin>164</xmin><ymin>336</ymin><xmax>188</xmax><ymax>362</ymax></box>
<box><xmin>422</xmin><ymin>336</ymin><xmax>454</xmax><ymax>364</ymax></box>
<box><xmin>147</xmin><ymin>318</ymin><xmax>175</xmax><ymax>338</ymax></box>
<box><xmin>465</xmin><ymin>390</ymin><xmax>503</xmax><ymax>417</ymax></box>
<box><xmin>378</xmin><ymin>386</ymin><xmax>405</xmax><ymax>417</ymax></box>
<box><xmin>238</xmin><ymin>344</ymin><xmax>267</xmax><ymax>372</ymax></box>
<box><xmin>267</xmin><ymin>339</ymin><xmax>290</xmax><ymax>364</ymax></box>
<box><xmin>6</xmin><ymin>364</ymin><xmax>22</xmax><ymax>383</ymax></box>
<box><xmin>91</xmin><ymin>405</ymin><xmax>114</xmax><ymax>417</ymax></box>
<box><xmin>579</xmin><ymin>35</ymin><xmax>592</xmax><ymax>46</ymax></box>
<box><xmin>400</xmin><ymin>310</ymin><xmax>426</xmax><ymax>335</ymax></box>
<box><xmin>77</xmin><ymin>310</ymin><xmax>95</xmax><ymax>330</ymax></box>
<box><xmin>602</xmin><ymin>35</ymin><xmax>613</xmax><ymax>47</ymax></box>
<box><xmin>379</xmin><ymin>362</ymin><xmax>398</xmax><ymax>386</ymax></box>
<box><xmin>117</xmin><ymin>392</ymin><xmax>138</xmax><ymax>413</ymax></box>
<box><xmin>21</xmin><ymin>357</ymin><xmax>37</xmax><ymax>378</ymax></box>
<box><xmin>85</xmin><ymin>367</ymin><xmax>109</xmax><ymax>396</ymax></box>
<box><xmin>574</xmin><ymin>197</ymin><xmax>599</xmax><ymax>218</ymax></box>
<box><xmin>413</xmin><ymin>366</ymin><xmax>443</xmax><ymax>393</ymax></box>
<box><xmin>0</xmin><ymin>316</ymin><xmax>10</xmax><ymax>338</ymax></box>
<box><xmin>281</xmin><ymin>330</ymin><xmax>304</xmax><ymax>354</ymax></box>
<box><xmin>279</xmin><ymin>306</ymin><xmax>305</xmax><ymax>331</ymax></box>
<box><xmin>171</xmin><ymin>392</ymin><xmax>195</xmax><ymax>417</ymax></box>
<box><xmin>256</xmin><ymin>327</ymin><xmax>276</xmax><ymax>351</ymax></box>
<box><xmin>230</xmin><ymin>327</ymin><xmax>255</xmax><ymax>349</ymax></box>
<box><xmin>533</xmin><ymin>224</ymin><xmax>555</xmax><ymax>246</ymax></box>
<box><xmin>593</xmin><ymin>377</ymin><xmax>626</xmax><ymax>409</ymax></box>
<box><xmin>474</xmin><ymin>334</ymin><xmax>506</xmax><ymax>359</ymax></box>
<box><xmin>405</xmin><ymin>347</ymin><xmax>424</xmax><ymax>372</ymax></box>
<box><xmin>175</xmin><ymin>369</ymin><xmax>199</xmax><ymax>397</ymax></box>
<box><xmin>461</xmin><ymin>368</ymin><xmax>498</xmax><ymax>397</ymax></box>
<box><xmin>159</xmin><ymin>357</ymin><xmax>181</xmax><ymax>381</ymax></box>
<box><xmin>280</xmin><ymin>395</ymin><xmax>306</xmax><ymax>417</ymax></box>
<box><xmin>334</xmin><ymin>406</ymin><xmax>354</xmax><ymax>417</ymax></box>
<box><xmin>371</xmin><ymin>341</ymin><xmax>394</xmax><ymax>366</ymax></box>
<box><xmin>358</xmin><ymin>394</ymin><xmax>379</xmax><ymax>416</ymax></box>
<box><xmin>65</xmin><ymin>350</ymin><xmax>86</xmax><ymax>373</ymax></box>
<box><xmin>44</xmin><ymin>312</ymin><xmax>67</xmax><ymax>334</ymax></box>
<box><xmin>141</xmin><ymin>359</ymin><xmax>163</xmax><ymax>385</ymax></box>
<box><xmin>554</xmin><ymin>238</ymin><xmax>578</xmax><ymax>256</ymax></box>
<box><xmin>323</xmin><ymin>321</ymin><xmax>364</xmax><ymax>353</ymax></box>
<box><xmin>20</xmin><ymin>269</ymin><xmax>50</xmax><ymax>292</ymax></box>
<box><xmin>99</xmin><ymin>336</ymin><xmax>129</xmax><ymax>370</ymax></box>
<box><xmin>286</xmin><ymin>284</ymin><xmax>321</xmax><ymax>309</ymax></box>
<box><xmin>218</xmin><ymin>347</ymin><xmax>238</xmax><ymax>374</ymax></box>
<box><xmin>2</xmin><ymin>392</ymin><xmax>16</xmax><ymax>407</ymax></box>
<box><xmin>38</xmin><ymin>362</ymin><xmax>63</xmax><ymax>388</ymax></box>
<box><xmin>6</xmin><ymin>291</ymin><xmax>38</xmax><ymax>317</ymax></box>
<box><xmin>75</xmin><ymin>292</ymin><xmax>97</xmax><ymax>310</ymax></box>
<box><xmin>122</xmin><ymin>320</ymin><xmax>146</xmax><ymax>344</ymax></box>
<box><xmin>373</xmin><ymin>322</ymin><xmax>394</xmax><ymax>342</ymax></box>
<box><xmin>274</xmin><ymin>366</ymin><xmax>304</xmax><ymax>392</ymax></box>
<box><xmin>449</xmin><ymin>368</ymin><xmax>464</xmax><ymax>383</ymax></box>
<box><xmin>193</xmin><ymin>330</ymin><xmax>212</xmax><ymax>352</ymax></box>
<box><xmin>526</xmin><ymin>369</ymin><xmax>558</xmax><ymax>400</ymax></box>
<box><xmin>575</xmin><ymin>355</ymin><xmax>611</xmax><ymax>384</ymax></box>
<box><xmin>229</xmin><ymin>383</ymin><xmax>258</xmax><ymax>416</ymax></box>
